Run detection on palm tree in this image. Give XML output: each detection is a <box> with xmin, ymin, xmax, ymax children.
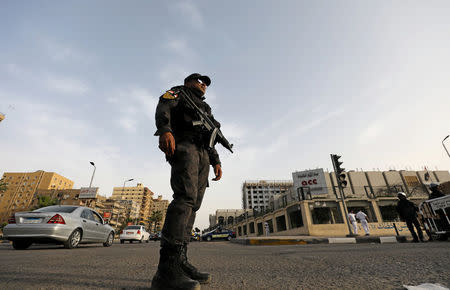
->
<box><xmin>148</xmin><ymin>211</ymin><xmax>163</xmax><ymax>232</ymax></box>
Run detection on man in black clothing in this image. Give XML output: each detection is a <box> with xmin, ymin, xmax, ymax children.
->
<box><xmin>151</xmin><ymin>73</ymin><xmax>223</xmax><ymax>290</ymax></box>
<box><xmin>396</xmin><ymin>192</ymin><xmax>424</xmax><ymax>242</ymax></box>
<box><xmin>429</xmin><ymin>183</ymin><xmax>445</xmax><ymax>200</ymax></box>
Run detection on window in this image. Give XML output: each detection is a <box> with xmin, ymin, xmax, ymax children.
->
<box><xmin>311</xmin><ymin>202</ymin><xmax>343</xmax><ymax>224</ymax></box>
<box><xmin>379</xmin><ymin>205</ymin><xmax>399</xmax><ymax>222</ymax></box>
<box><xmin>287</xmin><ymin>205</ymin><xmax>303</xmax><ymax>228</ymax></box>
<box><xmin>34</xmin><ymin>206</ymin><xmax>78</xmax><ymax>213</ymax></box>
<box><xmin>81</xmin><ymin>209</ymin><xmax>94</xmax><ymax>220</ymax></box>
<box><xmin>276</xmin><ymin>215</ymin><xmax>287</xmax><ymax>231</ymax></box>
<box><xmin>257</xmin><ymin>222</ymin><xmax>263</xmax><ymax>235</ymax></box>
<box><xmin>91</xmin><ymin>211</ymin><xmax>103</xmax><ymax>223</ymax></box>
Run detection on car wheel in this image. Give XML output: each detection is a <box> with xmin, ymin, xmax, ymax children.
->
<box><xmin>64</xmin><ymin>229</ymin><xmax>82</xmax><ymax>249</ymax></box>
<box><xmin>146</xmin><ymin>238</ymin><xmax>150</xmax><ymax>243</ymax></box>
<box><xmin>227</xmin><ymin>235</ymin><xmax>232</xmax><ymax>241</ymax></box>
<box><xmin>12</xmin><ymin>240</ymin><xmax>32</xmax><ymax>250</ymax></box>
<box><xmin>206</xmin><ymin>236</ymin><xmax>212</xmax><ymax>241</ymax></box>
<box><xmin>103</xmin><ymin>232</ymin><xmax>114</xmax><ymax>247</ymax></box>
<box><xmin>120</xmin><ymin>240</ymin><xmax>124</xmax><ymax>244</ymax></box>
<box><xmin>130</xmin><ymin>240</ymin><xmax>133</xmax><ymax>243</ymax></box>
<box><xmin>140</xmin><ymin>237</ymin><xmax>143</xmax><ymax>243</ymax></box>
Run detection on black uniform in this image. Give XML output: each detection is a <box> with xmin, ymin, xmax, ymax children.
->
<box><xmin>396</xmin><ymin>199</ymin><xmax>424</xmax><ymax>242</ymax></box>
<box><xmin>154</xmin><ymin>85</ymin><xmax>221</xmax><ymax>246</ymax></box>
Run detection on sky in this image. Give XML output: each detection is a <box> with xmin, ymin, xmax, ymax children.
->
<box><xmin>1</xmin><ymin>1</ymin><xmax>450</xmax><ymax>229</ymax></box>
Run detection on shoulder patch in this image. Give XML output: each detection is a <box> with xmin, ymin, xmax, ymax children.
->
<box><xmin>162</xmin><ymin>90</ymin><xmax>178</xmax><ymax>100</ymax></box>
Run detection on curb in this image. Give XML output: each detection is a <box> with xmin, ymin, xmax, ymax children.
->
<box><xmin>231</xmin><ymin>236</ymin><xmax>407</xmax><ymax>246</ymax></box>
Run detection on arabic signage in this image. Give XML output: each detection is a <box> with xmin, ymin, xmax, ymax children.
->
<box><xmin>292</xmin><ymin>169</ymin><xmax>328</xmax><ymax>196</ymax></box>
<box><xmin>79</xmin><ymin>187</ymin><xmax>99</xmax><ymax>199</ymax></box>
<box><xmin>429</xmin><ymin>195</ymin><xmax>450</xmax><ymax>211</ymax></box>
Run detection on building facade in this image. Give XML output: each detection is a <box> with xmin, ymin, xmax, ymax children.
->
<box><xmin>208</xmin><ymin>209</ymin><xmax>251</xmax><ymax>229</ymax></box>
<box><xmin>150</xmin><ymin>195</ymin><xmax>169</xmax><ymax>232</ymax></box>
<box><xmin>0</xmin><ymin>171</ymin><xmax>74</xmax><ymax>223</ymax></box>
<box><xmin>233</xmin><ymin>169</ymin><xmax>450</xmax><ymax>237</ymax></box>
<box><xmin>111</xmin><ymin>183</ymin><xmax>154</xmax><ymax>226</ymax></box>
<box><xmin>242</xmin><ymin>180</ymin><xmax>292</xmax><ymax>211</ymax></box>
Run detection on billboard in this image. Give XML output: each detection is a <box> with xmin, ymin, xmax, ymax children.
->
<box><xmin>79</xmin><ymin>187</ymin><xmax>99</xmax><ymax>199</ymax></box>
<box><xmin>292</xmin><ymin>169</ymin><xmax>328</xmax><ymax>196</ymax></box>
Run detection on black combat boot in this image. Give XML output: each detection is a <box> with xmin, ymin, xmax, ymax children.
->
<box><xmin>180</xmin><ymin>243</ymin><xmax>211</xmax><ymax>284</ymax></box>
<box><xmin>151</xmin><ymin>244</ymin><xmax>200</xmax><ymax>290</ymax></box>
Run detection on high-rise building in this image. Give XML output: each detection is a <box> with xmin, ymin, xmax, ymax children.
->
<box><xmin>150</xmin><ymin>195</ymin><xmax>169</xmax><ymax>231</ymax></box>
<box><xmin>111</xmin><ymin>183</ymin><xmax>154</xmax><ymax>226</ymax></box>
<box><xmin>242</xmin><ymin>180</ymin><xmax>293</xmax><ymax>211</ymax></box>
<box><xmin>0</xmin><ymin>170</ymin><xmax>74</xmax><ymax>223</ymax></box>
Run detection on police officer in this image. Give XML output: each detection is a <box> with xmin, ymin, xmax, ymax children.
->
<box><xmin>396</xmin><ymin>192</ymin><xmax>424</xmax><ymax>242</ymax></box>
<box><xmin>151</xmin><ymin>73</ymin><xmax>222</xmax><ymax>290</ymax></box>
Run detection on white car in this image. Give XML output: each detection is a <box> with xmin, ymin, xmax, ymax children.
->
<box><xmin>119</xmin><ymin>225</ymin><xmax>150</xmax><ymax>244</ymax></box>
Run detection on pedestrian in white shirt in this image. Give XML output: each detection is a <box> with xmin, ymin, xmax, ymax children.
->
<box><xmin>264</xmin><ymin>221</ymin><xmax>270</xmax><ymax>236</ymax></box>
<box><xmin>348</xmin><ymin>210</ymin><xmax>358</xmax><ymax>235</ymax></box>
<box><xmin>356</xmin><ymin>210</ymin><xmax>370</xmax><ymax>236</ymax></box>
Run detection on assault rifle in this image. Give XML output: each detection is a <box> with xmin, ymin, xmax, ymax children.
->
<box><xmin>179</xmin><ymin>89</ymin><xmax>234</xmax><ymax>153</ymax></box>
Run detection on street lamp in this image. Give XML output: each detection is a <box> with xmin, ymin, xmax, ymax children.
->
<box><xmin>117</xmin><ymin>178</ymin><xmax>134</xmax><ymax>227</ymax></box>
<box><xmin>443</xmin><ymin>135</ymin><xmax>450</xmax><ymax>159</ymax></box>
<box><xmin>87</xmin><ymin>162</ymin><xmax>96</xmax><ymax>207</ymax></box>
<box><xmin>89</xmin><ymin>162</ymin><xmax>96</xmax><ymax>188</ymax></box>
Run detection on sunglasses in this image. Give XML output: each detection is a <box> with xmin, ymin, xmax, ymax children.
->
<box><xmin>197</xmin><ymin>79</ymin><xmax>208</xmax><ymax>86</ymax></box>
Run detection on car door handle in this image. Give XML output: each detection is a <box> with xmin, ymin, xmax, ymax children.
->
<box><xmin>83</xmin><ymin>220</ymin><xmax>87</xmax><ymax>222</ymax></box>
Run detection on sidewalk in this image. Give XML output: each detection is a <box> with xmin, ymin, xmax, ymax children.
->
<box><xmin>231</xmin><ymin>235</ymin><xmax>407</xmax><ymax>246</ymax></box>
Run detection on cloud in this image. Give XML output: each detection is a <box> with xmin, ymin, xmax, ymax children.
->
<box><xmin>45</xmin><ymin>75</ymin><xmax>89</xmax><ymax>95</ymax></box>
<box><xmin>173</xmin><ymin>1</ymin><xmax>204</xmax><ymax>29</ymax></box>
<box><xmin>166</xmin><ymin>38</ymin><xmax>194</xmax><ymax>60</ymax></box>
<box><xmin>107</xmin><ymin>86</ymin><xmax>159</xmax><ymax>132</ymax></box>
<box><xmin>159</xmin><ymin>65</ymin><xmax>189</xmax><ymax>84</ymax></box>
<box><xmin>35</xmin><ymin>34</ymin><xmax>92</xmax><ymax>63</ymax></box>
<box><xmin>118</xmin><ymin>117</ymin><xmax>138</xmax><ymax>133</ymax></box>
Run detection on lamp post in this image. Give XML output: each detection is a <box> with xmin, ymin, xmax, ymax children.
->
<box><xmin>89</xmin><ymin>162</ymin><xmax>96</xmax><ymax>188</ymax></box>
<box><xmin>87</xmin><ymin>162</ymin><xmax>96</xmax><ymax>207</ymax></box>
<box><xmin>117</xmin><ymin>178</ymin><xmax>134</xmax><ymax>227</ymax></box>
<box><xmin>443</xmin><ymin>135</ymin><xmax>450</xmax><ymax>159</ymax></box>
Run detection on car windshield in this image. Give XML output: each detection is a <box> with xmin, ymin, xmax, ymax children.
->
<box><xmin>125</xmin><ymin>226</ymin><xmax>141</xmax><ymax>230</ymax></box>
<box><xmin>33</xmin><ymin>206</ymin><xmax>78</xmax><ymax>213</ymax></box>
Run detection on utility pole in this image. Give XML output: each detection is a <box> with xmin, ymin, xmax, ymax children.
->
<box><xmin>331</xmin><ymin>154</ymin><xmax>355</xmax><ymax>237</ymax></box>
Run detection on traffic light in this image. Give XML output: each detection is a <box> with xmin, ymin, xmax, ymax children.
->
<box><xmin>331</xmin><ymin>154</ymin><xmax>348</xmax><ymax>188</ymax></box>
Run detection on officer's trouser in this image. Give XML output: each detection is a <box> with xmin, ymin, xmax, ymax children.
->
<box><xmin>351</xmin><ymin>221</ymin><xmax>358</xmax><ymax>235</ymax></box>
<box><xmin>406</xmin><ymin>218</ymin><xmax>424</xmax><ymax>242</ymax></box>
<box><xmin>161</xmin><ymin>141</ymin><xmax>210</xmax><ymax>246</ymax></box>
<box><xmin>361</xmin><ymin>219</ymin><xmax>370</xmax><ymax>235</ymax></box>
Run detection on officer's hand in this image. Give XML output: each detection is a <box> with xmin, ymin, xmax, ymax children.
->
<box><xmin>212</xmin><ymin>164</ymin><xmax>222</xmax><ymax>181</ymax></box>
<box><xmin>159</xmin><ymin>132</ymin><xmax>176</xmax><ymax>157</ymax></box>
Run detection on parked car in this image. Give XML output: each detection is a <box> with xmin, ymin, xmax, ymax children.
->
<box><xmin>3</xmin><ymin>205</ymin><xmax>115</xmax><ymax>250</ymax></box>
<box><xmin>119</xmin><ymin>225</ymin><xmax>150</xmax><ymax>244</ymax></box>
<box><xmin>202</xmin><ymin>228</ymin><xmax>235</xmax><ymax>241</ymax></box>
<box><xmin>150</xmin><ymin>231</ymin><xmax>162</xmax><ymax>241</ymax></box>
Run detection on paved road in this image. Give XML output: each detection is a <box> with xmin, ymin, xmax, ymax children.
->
<box><xmin>0</xmin><ymin>240</ymin><xmax>449</xmax><ymax>289</ymax></box>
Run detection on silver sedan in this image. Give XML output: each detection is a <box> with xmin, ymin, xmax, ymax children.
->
<box><xmin>3</xmin><ymin>205</ymin><xmax>115</xmax><ymax>250</ymax></box>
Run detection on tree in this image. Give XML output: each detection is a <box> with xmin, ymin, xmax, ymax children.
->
<box><xmin>148</xmin><ymin>211</ymin><xmax>163</xmax><ymax>233</ymax></box>
<box><xmin>36</xmin><ymin>195</ymin><xmax>58</xmax><ymax>209</ymax></box>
